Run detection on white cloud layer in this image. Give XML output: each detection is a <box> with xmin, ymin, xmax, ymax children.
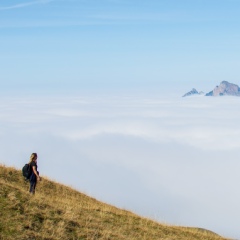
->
<box><xmin>1</xmin><ymin>93</ymin><xmax>240</xmax><ymax>239</ymax></box>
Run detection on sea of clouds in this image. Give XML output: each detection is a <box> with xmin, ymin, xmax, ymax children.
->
<box><xmin>1</xmin><ymin>93</ymin><xmax>240</xmax><ymax>239</ymax></box>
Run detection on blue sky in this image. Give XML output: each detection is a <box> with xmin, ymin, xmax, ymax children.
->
<box><xmin>1</xmin><ymin>0</ymin><xmax>240</xmax><ymax>93</ymax></box>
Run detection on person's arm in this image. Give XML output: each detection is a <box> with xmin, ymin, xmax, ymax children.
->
<box><xmin>32</xmin><ymin>166</ymin><xmax>41</xmax><ymax>181</ymax></box>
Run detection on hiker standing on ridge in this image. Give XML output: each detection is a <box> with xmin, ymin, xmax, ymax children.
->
<box><xmin>29</xmin><ymin>153</ymin><xmax>41</xmax><ymax>194</ymax></box>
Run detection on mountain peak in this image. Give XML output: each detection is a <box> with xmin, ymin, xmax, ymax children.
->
<box><xmin>182</xmin><ymin>88</ymin><xmax>200</xmax><ymax>97</ymax></box>
<box><xmin>206</xmin><ymin>81</ymin><xmax>240</xmax><ymax>96</ymax></box>
<box><xmin>183</xmin><ymin>81</ymin><xmax>240</xmax><ymax>97</ymax></box>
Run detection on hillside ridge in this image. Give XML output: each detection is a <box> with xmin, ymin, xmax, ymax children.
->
<box><xmin>0</xmin><ymin>164</ymin><xmax>229</xmax><ymax>240</ymax></box>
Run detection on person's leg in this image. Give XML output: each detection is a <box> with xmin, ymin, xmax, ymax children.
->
<box><xmin>29</xmin><ymin>180</ymin><xmax>36</xmax><ymax>194</ymax></box>
<box><xmin>32</xmin><ymin>181</ymin><xmax>37</xmax><ymax>194</ymax></box>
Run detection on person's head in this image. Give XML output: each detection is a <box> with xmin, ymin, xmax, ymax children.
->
<box><xmin>29</xmin><ymin>153</ymin><xmax>38</xmax><ymax>163</ymax></box>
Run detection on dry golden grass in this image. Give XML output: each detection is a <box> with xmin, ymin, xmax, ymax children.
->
<box><xmin>0</xmin><ymin>164</ymin><xmax>230</xmax><ymax>240</ymax></box>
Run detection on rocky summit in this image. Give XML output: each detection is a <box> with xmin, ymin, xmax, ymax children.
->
<box><xmin>206</xmin><ymin>81</ymin><xmax>240</xmax><ymax>96</ymax></box>
<box><xmin>183</xmin><ymin>81</ymin><xmax>240</xmax><ymax>97</ymax></box>
<box><xmin>182</xmin><ymin>88</ymin><xmax>204</xmax><ymax>97</ymax></box>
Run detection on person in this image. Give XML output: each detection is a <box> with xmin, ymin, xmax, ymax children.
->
<box><xmin>29</xmin><ymin>153</ymin><xmax>41</xmax><ymax>194</ymax></box>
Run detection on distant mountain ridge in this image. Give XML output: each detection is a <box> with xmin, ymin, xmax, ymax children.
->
<box><xmin>182</xmin><ymin>88</ymin><xmax>204</xmax><ymax>97</ymax></box>
<box><xmin>183</xmin><ymin>81</ymin><xmax>240</xmax><ymax>97</ymax></box>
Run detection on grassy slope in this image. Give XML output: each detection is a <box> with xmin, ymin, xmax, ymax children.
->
<box><xmin>0</xmin><ymin>165</ymin><xmax>229</xmax><ymax>240</ymax></box>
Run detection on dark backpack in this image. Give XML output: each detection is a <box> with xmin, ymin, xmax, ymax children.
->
<box><xmin>22</xmin><ymin>163</ymin><xmax>32</xmax><ymax>180</ymax></box>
